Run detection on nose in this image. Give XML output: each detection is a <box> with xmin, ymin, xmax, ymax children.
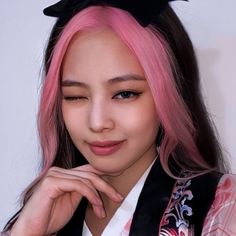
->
<box><xmin>88</xmin><ymin>99</ymin><xmax>114</xmax><ymax>133</ymax></box>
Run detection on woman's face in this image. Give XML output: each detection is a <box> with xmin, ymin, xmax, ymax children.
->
<box><xmin>61</xmin><ymin>28</ymin><xmax>159</xmax><ymax>175</ymax></box>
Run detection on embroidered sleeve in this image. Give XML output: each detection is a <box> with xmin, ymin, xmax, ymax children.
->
<box><xmin>202</xmin><ymin>174</ymin><xmax>236</xmax><ymax>235</ymax></box>
<box><xmin>159</xmin><ymin>179</ymin><xmax>194</xmax><ymax>236</ymax></box>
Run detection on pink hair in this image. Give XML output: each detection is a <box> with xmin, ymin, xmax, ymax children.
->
<box><xmin>38</xmin><ymin>6</ymin><xmax>210</xmax><ymax>177</ymax></box>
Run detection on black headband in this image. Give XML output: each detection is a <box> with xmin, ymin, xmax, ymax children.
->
<box><xmin>43</xmin><ymin>0</ymin><xmax>188</xmax><ymax>27</ymax></box>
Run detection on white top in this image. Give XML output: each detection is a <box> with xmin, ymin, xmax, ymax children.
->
<box><xmin>82</xmin><ymin>161</ymin><xmax>155</xmax><ymax>236</ymax></box>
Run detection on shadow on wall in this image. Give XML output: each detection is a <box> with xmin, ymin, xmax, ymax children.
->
<box><xmin>196</xmin><ymin>36</ymin><xmax>236</xmax><ymax>172</ymax></box>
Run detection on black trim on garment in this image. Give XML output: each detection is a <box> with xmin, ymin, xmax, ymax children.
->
<box><xmin>56</xmin><ymin>159</ymin><xmax>222</xmax><ymax>235</ymax></box>
<box><xmin>129</xmin><ymin>159</ymin><xmax>175</xmax><ymax>235</ymax></box>
<box><xmin>190</xmin><ymin>171</ymin><xmax>222</xmax><ymax>235</ymax></box>
<box><xmin>57</xmin><ymin>197</ymin><xmax>88</xmax><ymax>235</ymax></box>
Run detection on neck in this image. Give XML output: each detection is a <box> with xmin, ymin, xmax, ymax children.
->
<box><xmin>85</xmin><ymin>150</ymin><xmax>157</xmax><ymax>235</ymax></box>
<box><xmin>101</xmin><ymin>152</ymin><xmax>157</xmax><ymax>209</ymax></box>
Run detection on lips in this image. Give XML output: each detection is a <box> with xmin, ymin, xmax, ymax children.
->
<box><xmin>88</xmin><ymin>140</ymin><xmax>125</xmax><ymax>156</ymax></box>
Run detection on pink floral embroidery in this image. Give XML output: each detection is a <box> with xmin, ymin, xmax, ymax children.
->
<box><xmin>202</xmin><ymin>174</ymin><xmax>236</xmax><ymax>236</ymax></box>
<box><xmin>160</xmin><ymin>228</ymin><xmax>179</xmax><ymax>236</ymax></box>
<box><xmin>120</xmin><ymin>174</ymin><xmax>236</xmax><ymax>236</ymax></box>
<box><xmin>160</xmin><ymin>179</ymin><xmax>194</xmax><ymax>236</ymax></box>
<box><xmin>120</xmin><ymin>218</ymin><xmax>132</xmax><ymax>236</ymax></box>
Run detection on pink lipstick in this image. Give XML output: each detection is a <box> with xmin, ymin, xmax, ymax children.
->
<box><xmin>89</xmin><ymin>140</ymin><xmax>124</xmax><ymax>156</ymax></box>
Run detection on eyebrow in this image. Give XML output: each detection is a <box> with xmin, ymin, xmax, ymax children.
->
<box><xmin>61</xmin><ymin>80</ymin><xmax>88</xmax><ymax>88</ymax></box>
<box><xmin>61</xmin><ymin>74</ymin><xmax>146</xmax><ymax>88</ymax></box>
<box><xmin>108</xmin><ymin>74</ymin><xmax>146</xmax><ymax>84</ymax></box>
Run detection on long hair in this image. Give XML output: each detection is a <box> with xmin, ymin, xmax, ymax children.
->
<box><xmin>4</xmin><ymin>5</ymin><xmax>227</xmax><ymax>232</ymax></box>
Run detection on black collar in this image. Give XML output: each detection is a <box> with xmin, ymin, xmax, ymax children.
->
<box><xmin>57</xmin><ymin>159</ymin><xmax>221</xmax><ymax>235</ymax></box>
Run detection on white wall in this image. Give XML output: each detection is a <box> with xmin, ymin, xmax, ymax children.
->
<box><xmin>0</xmin><ymin>0</ymin><xmax>235</xmax><ymax>231</ymax></box>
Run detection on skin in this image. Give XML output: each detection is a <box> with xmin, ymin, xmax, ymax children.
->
<box><xmin>11</xmin><ymin>28</ymin><xmax>159</xmax><ymax>236</ymax></box>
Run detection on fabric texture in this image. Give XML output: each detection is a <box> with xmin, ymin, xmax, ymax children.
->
<box><xmin>56</xmin><ymin>159</ymin><xmax>236</xmax><ymax>235</ymax></box>
<box><xmin>2</xmin><ymin>160</ymin><xmax>236</xmax><ymax>236</ymax></box>
<box><xmin>202</xmin><ymin>174</ymin><xmax>236</xmax><ymax>235</ymax></box>
<box><xmin>119</xmin><ymin>174</ymin><xmax>236</xmax><ymax>236</ymax></box>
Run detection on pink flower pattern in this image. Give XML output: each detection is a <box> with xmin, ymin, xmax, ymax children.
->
<box><xmin>202</xmin><ymin>174</ymin><xmax>236</xmax><ymax>235</ymax></box>
<box><xmin>159</xmin><ymin>179</ymin><xmax>194</xmax><ymax>236</ymax></box>
<box><xmin>119</xmin><ymin>174</ymin><xmax>236</xmax><ymax>235</ymax></box>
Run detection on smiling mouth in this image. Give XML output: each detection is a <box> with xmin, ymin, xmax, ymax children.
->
<box><xmin>88</xmin><ymin>140</ymin><xmax>125</xmax><ymax>156</ymax></box>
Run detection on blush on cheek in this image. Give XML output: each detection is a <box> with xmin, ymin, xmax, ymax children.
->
<box><xmin>124</xmin><ymin>117</ymin><xmax>159</xmax><ymax>137</ymax></box>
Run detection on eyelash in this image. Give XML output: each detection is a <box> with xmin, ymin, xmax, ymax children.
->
<box><xmin>63</xmin><ymin>96</ymin><xmax>87</xmax><ymax>101</ymax></box>
<box><xmin>63</xmin><ymin>90</ymin><xmax>142</xmax><ymax>101</ymax></box>
<box><xmin>112</xmin><ymin>90</ymin><xmax>142</xmax><ymax>99</ymax></box>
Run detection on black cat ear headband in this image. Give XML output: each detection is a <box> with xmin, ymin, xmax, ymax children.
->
<box><xmin>43</xmin><ymin>0</ymin><xmax>188</xmax><ymax>27</ymax></box>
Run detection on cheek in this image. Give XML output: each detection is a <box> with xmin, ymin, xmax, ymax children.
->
<box><xmin>116</xmin><ymin>101</ymin><xmax>159</xmax><ymax>137</ymax></box>
<box><xmin>62</xmin><ymin>104</ymin><xmax>85</xmax><ymax>137</ymax></box>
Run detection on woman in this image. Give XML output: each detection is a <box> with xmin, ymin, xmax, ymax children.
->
<box><xmin>2</xmin><ymin>0</ymin><xmax>236</xmax><ymax>235</ymax></box>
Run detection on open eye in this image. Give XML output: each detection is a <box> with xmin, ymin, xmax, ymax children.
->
<box><xmin>113</xmin><ymin>91</ymin><xmax>142</xmax><ymax>99</ymax></box>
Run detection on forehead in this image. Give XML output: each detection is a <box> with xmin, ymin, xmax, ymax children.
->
<box><xmin>61</xmin><ymin>28</ymin><xmax>145</xmax><ymax>81</ymax></box>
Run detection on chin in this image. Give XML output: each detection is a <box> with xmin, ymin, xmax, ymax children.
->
<box><xmin>92</xmin><ymin>162</ymin><xmax>125</xmax><ymax>176</ymax></box>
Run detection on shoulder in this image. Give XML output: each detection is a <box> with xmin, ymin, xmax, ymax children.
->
<box><xmin>202</xmin><ymin>174</ymin><xmax>236</xmax><ymax>235</ymax></box>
